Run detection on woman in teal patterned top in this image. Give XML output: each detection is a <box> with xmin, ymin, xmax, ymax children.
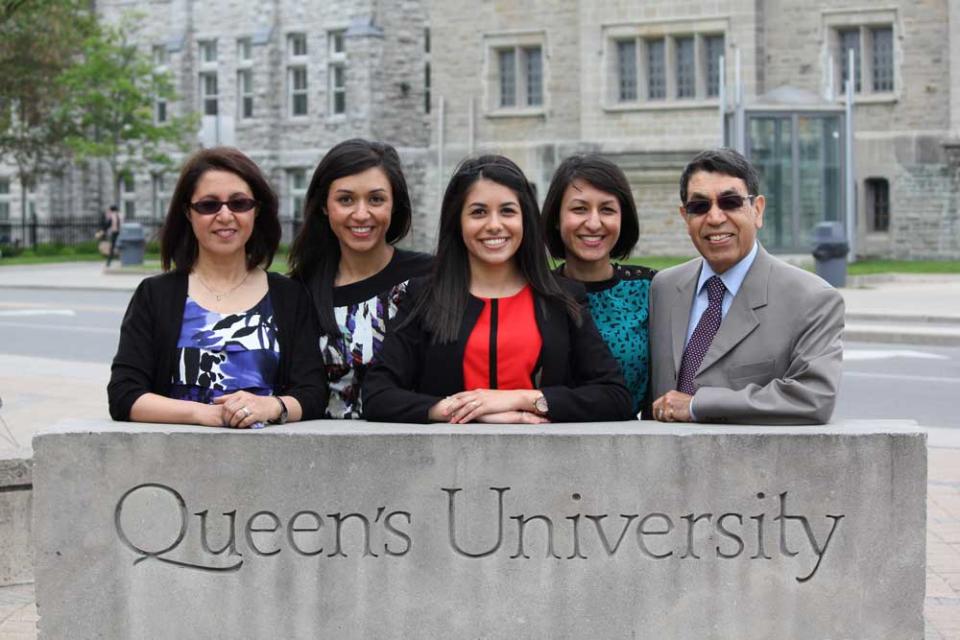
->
<box><xmin>541</xmin><ymin>155</ymin><xmax>656</xmax><ymax>417</ymax></box>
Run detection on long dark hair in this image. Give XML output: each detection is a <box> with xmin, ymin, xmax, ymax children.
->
<box><xmin>541</xmin><ymin>154</ymin><xmax>640</xmax><ymax>260</ymax></box>
<box><xmin>160</xmin><ymin>147</ymin><xmax>280</xmax><ymax>272</ymax></box>
<box><xmin>288</xmin><ymin>139</ymin><xmax>413</xmax><ymax>336</ymax></box>
<box><xmin>411</xmin><ymin>155</ymin><xmax>580</xmax><ymax>343</ymax></box>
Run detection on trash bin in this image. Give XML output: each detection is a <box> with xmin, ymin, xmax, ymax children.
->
<box><xmin>811</xmin><ymin>221</ymin><xmax>849</xmax><ymax>288</ymax></box>
<box><xmin>116</xmin><ymin>222</ymin><xmax>146</xmax><ymax>267</ymax></box>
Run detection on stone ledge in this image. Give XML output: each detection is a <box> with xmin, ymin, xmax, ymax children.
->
<box><xmin>0</xmin><ymin>451</ymin><xmax>32</xmax><ymax>489</ymax></box>
<box><xmin>0</xmin><ymin>450</ymin><xmax>32</xmax><ymax>587</ymax></box>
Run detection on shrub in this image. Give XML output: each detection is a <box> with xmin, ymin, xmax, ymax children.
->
<box><xmin>73</xmin><ymin>240</ymin><xmax>100</xmax><ymax>255</ymax></box>
<box><xmin>0</xmin><ymin>243</ymin><xmax>23</xmax><ymax>258</ymax></box>
<box><xmin>33</xmin><ymin>242</ymin><xmax>67</xmax><ymax>256</ymax></box>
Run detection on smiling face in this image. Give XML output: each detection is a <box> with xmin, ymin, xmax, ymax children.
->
<box><xmin>325</xmin><ymin>166</ymin><xmax>393</xmax><ymax>258</ymax></box>
<box><xmin>558</xmin><ymin>179</ymin><xmax>622</xmax><ymax>268</ymax></box>
<box><xmin>460</xmin><ymin>178</ymin><xmax>523</xmax><ymax>270</ymax></box>
<box><xmin>680</xmin><ymin>170</ymin><xmax>765</xmax><ymax>274</ymax></box>
<box><xmin>188</xmin><ymin>170</ymin><xmax>257</xmax><ymax>261</ymax></box>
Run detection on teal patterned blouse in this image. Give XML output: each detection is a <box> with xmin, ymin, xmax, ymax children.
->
<box><xmin>562</xmin><ymin>263</ymin><xmax>656</xmax><ymax>415</ymax></box>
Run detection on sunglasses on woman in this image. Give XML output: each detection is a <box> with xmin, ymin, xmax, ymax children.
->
<box><xmin>188</xmin><ymin>197</ymin><xmax>258</xmax><ymax>215</ymax></box>
<box><xmin>683</xmin><ymin>193</ymin><xmax>756</xmax><ymax>216</ymax></box>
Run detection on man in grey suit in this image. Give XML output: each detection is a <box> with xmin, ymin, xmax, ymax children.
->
<box><xmin>650</xmin><ymin>148</ymin><xmax>843</xmax><ymax>425</ymax></box>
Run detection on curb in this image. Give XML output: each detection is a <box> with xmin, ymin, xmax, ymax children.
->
<box><xmin>846</xmin><ymin>313</ymin><xmax>960</xmax><ymax>325</ymax></box>
<box><xmin>845</xmin><ymin>325</ymin><xmax>960</xmax><ymax>347</ymax></box>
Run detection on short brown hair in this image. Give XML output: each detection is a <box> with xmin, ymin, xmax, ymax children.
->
<box><xmin>541</xmin><ymin>154</ymin><xmax>639</xmax><ymax>260</ymax></box>
<box><xmin>160</xmin><ymin>147</ymin><xmax>281</xmax><ymax>272</ymax></box>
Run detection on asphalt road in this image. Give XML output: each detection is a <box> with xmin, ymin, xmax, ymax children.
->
<box><xmin>1</xmin><ymin>287</ymin><xmax>958</xmax><ymax>430</ymax></box>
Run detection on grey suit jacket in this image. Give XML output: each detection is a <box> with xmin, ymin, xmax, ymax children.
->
<box><xmin>649</xmin><ymin>247</ymin><xmax>844</xmax><ymax>425</ymax></box>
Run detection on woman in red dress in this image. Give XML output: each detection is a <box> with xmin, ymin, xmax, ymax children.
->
<box><xmin>362</xmin><ymin>155</ymin><xmax>632</xmax><ymax>424</ymax></box>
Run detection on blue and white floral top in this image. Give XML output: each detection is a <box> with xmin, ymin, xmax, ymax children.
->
<box><xmin>169</xmin><ymin>294</ymin><xmax>280</xmax><ymax>404</ymax></box>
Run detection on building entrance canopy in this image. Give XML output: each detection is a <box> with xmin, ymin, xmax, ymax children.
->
<box><xmin>727</xmin><ymin>86</ymin><xmax>846</xmax><ymax>253</ymax></box>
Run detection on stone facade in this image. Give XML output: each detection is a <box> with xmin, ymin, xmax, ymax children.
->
<box><xmin>1</xmin><ymin>0</ymin><xmax>957</xmax><ymax>259</ymax></box>
<box><xmin>427</xmin><ymin>0</ymin><xmax>960</xmax><ymax>259</ymax></box>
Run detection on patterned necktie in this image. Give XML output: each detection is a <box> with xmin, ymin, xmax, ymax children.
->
<box><xmin>677</xmin><ymin>275</ymin><xmax>726</xmax><ymax>395</ymax></box>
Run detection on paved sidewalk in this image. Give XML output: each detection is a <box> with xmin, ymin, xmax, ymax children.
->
<box><xmin>1</xmin><ymin>262</ymin><xmax>958</xmax><ymax>638</ymax></box>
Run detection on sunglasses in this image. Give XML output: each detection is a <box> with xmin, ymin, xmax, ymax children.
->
<box><xmin>188</xmin><ymin>197</ymin><xmax>258</xmax><ymax>215</ymax></box>
<box><xmin>683</xmin><ymin>193</ymin><xmax>756</xmax><ymax>216</ymax></box>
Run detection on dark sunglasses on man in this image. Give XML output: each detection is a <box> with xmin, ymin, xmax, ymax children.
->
<box><xmin>188</xmin><ymin>197</ymin><xmax>258</xmax><ymax>215</ymax></box>
<box><xmin>683</xmin><ymin>193</ymin><xmax>757</xmax><ymax>216</ymax></box>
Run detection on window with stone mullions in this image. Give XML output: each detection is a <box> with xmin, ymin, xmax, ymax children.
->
<box><xmin>871</xmin><ymin>27</ymin><xmax>894</xmax><ymax>92</ymax></box>
<box><xmin>866</xmin><ymin>178</ymin><xmax>890</xmax><ymax>232</ymax></box>
<box><xmin>497</xmin><ymin>46</ymin><xmax>543</xmax><ymax>109</ymax></box>
<box><xmin>288</xmin><ymin>169</ymin><xmax>307</xmax><ymax>219</ymax></box>
<box><xmin>198</xmin><ymin>40</ymin><xmax>217</xmax><ymax>63</ymax></box>
<box><xmin>675</xmin><ymin>36</ymin><xmax>695</xmax><ymax>99</ymax></box>
<box><xmin>328</xmin><ymin>30</ymin><xmax>346</xmax><ymax>115</ymax></box>
<box><xmin>199</xmin><ymin>72</ymin><xmax>218</xmax><ymax>115</ymax></box>
<box><xmin>289</xmin><ymin>33</ymin><xmax>307</xmax><ymax>58</ymax></box>
<box><xmin>152</xmin><ymin>173</ymin><xmax>169</xmax><ymax>220</ymax></box>
<box><xmin>238</xmin><ymin>69</ymin><xmax>253</xmax><ymax>118</ymax></box>
<box><xmin>839</xmin><ymin>29</ymin><xmax>861</xmax><ymax>93</ymax></box>
<box><xmin>616</xmin><ymin>40</ymin><xmax>637</xmax><ymax>101</ymax></box>
<box><xmin>498</xmin><ymin>49</ymin><xmax>517</xmax><ymax>108</ymax></box>
<box><xmin>289</xmin><ymin>67</ymin><xmax>308</xmax><ymax>116</ymax></box>
<box><xmin>237</xmin><ymin>38</ymin><xmax>252</xmax><ymax>63</ymax></box>
<box><xmin>122</xmin><ymin>174</ymin><xmax>136</xmax><ymax>219</ymax></box>
<box><xmin>524</xmin><ymin>47</ymin><xmax>543</xmax><ymax>107</ymax></box>
<box><xmin>704</xmin><ymin>35</ymin><xmax>724</xmax><ymax>98</ymax></box>
<box><xmin>646</xmin><ymin>38</ymin><xmax>666</xmax><ymax>100</ymax></box>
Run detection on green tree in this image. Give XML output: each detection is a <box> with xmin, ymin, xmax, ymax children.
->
<box><xmin>0</xmin><ymin>0</ymin><xmax>92</xmax><ymax>239</ymax></box>
<box><xmin>57</xmin><ymin>17</ymin><xmax>195</xmax><ymax>208</ymax></box>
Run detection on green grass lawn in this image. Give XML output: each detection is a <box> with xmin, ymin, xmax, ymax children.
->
<box><xmin>622</xmin><ymin>256</ymin><xmax>960</xmax><ymax>275</ymax></box>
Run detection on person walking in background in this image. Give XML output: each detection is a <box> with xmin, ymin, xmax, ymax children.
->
<box><xmin>363</xmin><ymin>155</ymin><xmax>632</xmax><ymax>424</ymax></box>
<box><xmin>541</xmin><ymin>154</ymin><xmax>656</xmax><ymax>417</ymax></box>
<box><xmin>103</xmin><ymin>204</ymin><xmax>121</xmax><ymax>267</ymax></box>
<box><xmin>108</xmin><ymin>147</ymin><xmax>328</xmax><ymax>427</ymax></box>
<box><xmin>288</xmin><ymin>139</ymin><xmax>431</xmax><ymax>419</ymax></box>
<box><xmin>649</xmin><ymin>148</ymin><xmax>843</xmax><ymax>425</ymax></box>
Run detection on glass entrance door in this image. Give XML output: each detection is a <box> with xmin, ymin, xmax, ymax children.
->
<box><xmin>746</xmin><ymin>112</ymin><xmax>843</xmax><ymax>252</ymax></box>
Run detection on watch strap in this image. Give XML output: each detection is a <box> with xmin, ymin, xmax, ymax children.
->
<box><xmin>269</xmin><ymin>396</ymin><xmax>288</xmax><ymax>424</ymax></box>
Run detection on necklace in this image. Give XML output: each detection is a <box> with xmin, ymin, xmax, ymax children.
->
<box><xmin>194</xmin><ymin>269</ymin><xmax>251</xmax><ymax>302</ymax></box>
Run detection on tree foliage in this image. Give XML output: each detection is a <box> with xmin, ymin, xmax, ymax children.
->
<box><xmin>0</xmin><ymin>0</ymin><xmax>92</xmax><ymax>189</ymax></box>
<box><xmin>57</xmin><ymin>17</ymin><xmax>195</xmax><ymax>204</ymax></box>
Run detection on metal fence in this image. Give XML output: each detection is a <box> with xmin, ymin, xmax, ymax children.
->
<box><xmin>0</xmin><ymin>216</ymin><xmax>303</xmax><ymax>248</ymax></box>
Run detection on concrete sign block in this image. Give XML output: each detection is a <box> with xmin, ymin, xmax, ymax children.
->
<box><xmin>33</xmin><ymin>420</ymin><xmax>926</xmax><ymax>639</ymax></box>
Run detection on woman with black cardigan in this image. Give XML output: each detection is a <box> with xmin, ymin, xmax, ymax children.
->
<box><xmin>108</xmin><ymin>147</ymin><xmax>327</xmax><ymax>427</ymax></box>
<box><xmin>362</xmin><ymin>155</ymin><xmax>632</xmax><ymax>424</ymax></box>
<box><xmin>288</xmin><ymin>139</ymin><xmax>431</xmax><ymax>419</ymax></box>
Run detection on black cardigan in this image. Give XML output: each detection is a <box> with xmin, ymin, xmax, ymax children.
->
<box><xmin>362</xmin><ymin>277</ymin><xmax>633</xmax><ymax>423</ymax></box>
<box><xmin>108</xmin><ymin>271</ymin><xmax>328</xmax><ymax>421</ymax></box>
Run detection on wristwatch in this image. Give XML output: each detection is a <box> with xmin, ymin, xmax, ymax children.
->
<box><xmin>533</xmin><ymin>392</ymin><xmax>549</xmax><ymax>416</ymax></box>
<box><xmin>270</xmin><ymin>397</ymin><xmax>288</xmax><ymax>425</ymax></box>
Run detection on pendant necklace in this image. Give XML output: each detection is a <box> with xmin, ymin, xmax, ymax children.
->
<box><xmin>195</xmin><ymin>269</ymin><xmax>251</xmax><ymax>302</ymax></box>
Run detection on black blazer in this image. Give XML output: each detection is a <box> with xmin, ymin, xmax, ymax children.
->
<box><xmin>108</xmin><ymin>271</ymin><xmax>328</xmax><ymax>421</ymax></box>
<box><xmin>362</xmin><ymin>277</ymin><xmax>633</xmax><ymax>423</ymax></box>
